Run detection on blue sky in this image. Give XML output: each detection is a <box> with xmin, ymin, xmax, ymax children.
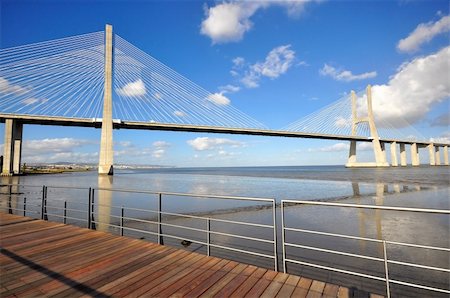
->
<box><xmin>1</xmin><ymin>0</ymin><xmax>449</xmax><ymax>166</ymax></box>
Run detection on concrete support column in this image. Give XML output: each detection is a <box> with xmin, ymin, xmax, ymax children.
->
<box><xmin>435</xmin><ymin>147</ymin><xmax>441</xmax><ymax>166</ymax></box>
<box><xmin>399</xmin><ymin>143</ymin><xmax>407</xmax><ymax>166</ymax></box>
<box><xmin>346</xmin><ymin>141</ymin><xmax>357</xmax><ymax>166</ymax></box>
<box><xmin>444</xmin><ymin>145</ymin><xmax>449</xmax><ymax>166</ymax></box>
<box><xmin>411</xmin><ymin>143</ymin><xmax>419</xmax><ymax>166</ymax></box>
<box><xmin>98</xmin><ymin>24</ymin><xmax>114</xmax><ymax>175</ymax></box>
<box><xmin>427</xmin><ymin>144</ymin><xmax>435</xmax><ymax>166</ymax></box>
<box><xmin>2</xmin><ymin>119</ymin><xmax>23</xmax><ymax>176</ymax></box>
<box><xmin>390</xmin><ymin>142</ymin><xmax>398</xmax><ymax>166</ymax></box>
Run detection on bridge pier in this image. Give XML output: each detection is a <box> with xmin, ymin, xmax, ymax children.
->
<box><xmin>444</xmin><ymin>145</ymin><xmax>449</xmax><ymax>165</ymax></box>
<box><xmin>1</xmin><ymin>119</ymin><xmax>23</xmax><ymax>176</ymax></box>
<box><xmin>390</xmin><ymin>142</ymin><xmax>398</xmax><ymax>166</ymax></box>
<box><xmin>411</xmin><ymin>143</ymin><xmax>420</xmax><ymax>166</ymax></box>
<box><xmin>427</xmin><ymin>144</ymin><xmax>435</xmax><ymax>166</ymax></box>
<box><xmin>399</xmin><ymin>143</ymin><xmax>407</xmax><ymax>166</ymax></box>
<box><xmin>435</xmin><ymin>146</ymin><xmax>441</xmax><ymax>166</ymax></box>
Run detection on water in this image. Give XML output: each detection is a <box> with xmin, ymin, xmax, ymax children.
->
<box><xmin>1</xmin><ymin>165</ymin><xmax>449</xmax><ymax>297</ymax></box>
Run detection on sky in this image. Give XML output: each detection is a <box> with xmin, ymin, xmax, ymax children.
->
<box><xmin>0</xmin><ymin>0</ymin><xmax>449</xmax><ymax>167</ymax></box>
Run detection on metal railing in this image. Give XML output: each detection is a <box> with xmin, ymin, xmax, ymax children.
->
<box><xmin>281</xmin><ymin>200</ymin><xmax>450</xmax><ymax>297</ymax></box>
<box><xmin>0</xmin><ymin>184</ymin><xmax>279</xmax><ymax>271</ymax></box>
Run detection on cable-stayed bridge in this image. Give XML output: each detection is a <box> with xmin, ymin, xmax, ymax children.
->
<box><xmin>0</xmin><ymin>25</ymin><xmax>448</xmax><ymax>175</ymax></box>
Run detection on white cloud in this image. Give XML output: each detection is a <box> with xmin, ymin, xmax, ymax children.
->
<box><xmin>371</xmin><ymin>46</ymin><xmax>450</xmax><ymax>126</ymax></box>
<box><xmin>187</xmin><ymin>137</ymin><xmax>244</xmax><ymax>151</ymax></box>
<box><xmin>397</xmin><ymin>15</ymin><xmax>450</xmax><ymax>53</ymax></box>
<box><xmin>173</xmin><ymin>110</ymin><xmax>186</xmax><ymax>117</ymax></box>
<box><xmin>430</xmin><ymin>131</ymin><xmax>450</xmax><ymax>144</ymax></box>
<box><xmin>207</xmin><ymin>92</ymin><xmax>231</xmax><ymax>105</ymax></box>
<box><xmin>117</xmin><ymin>79</ymin><xmax>146</xmax><ymax>97</ymax></box>
<box><xmin>0</xmin><ymin>77</ymin><xmax>29</xmax><ymax>95</ymax></box>
<box><xmin>320</xmin><ymin>64</ymin><xmax>377</xmax><ymax>82</ymax></box>
<box><xmin>334</xmin><ymin>117</ymin><xmax>352</xmax><ymax>128</ymax></box>
<box><xmin>153</xmin><ymin>141</ymin><xmax>170</xmax><ymax>148</ymax></box>
<box><xmin>241</xmin><ymin>45</ymin><xmax>296</xmax><ymax>88</ymax></box>
<box><xmin>219</xmin><ymin>84</ymin><xmax>240</xmax><ymax>94</ymax></box>
<box><xmin>152</xmin><ymin>149</ymin><xmax>165</xmax><ymax>159</ymax></box>
<box><xmin>232</xmin><ymin>57</ymin><xmax>245</xmax><ymax>68</ymax></box>
<box><xmin>311</xmin><ymin>142</ymin><xmax>374</xmax><ymax>153</ymax></box>
<box><xmin>200</xmin><ymin>1</ymin><xmax>316</xmax><ymax>44</ymax></box>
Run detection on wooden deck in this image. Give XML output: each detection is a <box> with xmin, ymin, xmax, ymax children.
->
<box><xmin>0</xmin><ymin>213</ymin><xmax>377</xmax><ymax>297</ymax></box>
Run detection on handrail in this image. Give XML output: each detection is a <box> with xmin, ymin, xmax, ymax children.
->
<box><xmin>281</xmin><ymin>200</ymin><xmax>450</xmax><ymax>297</ymax></box>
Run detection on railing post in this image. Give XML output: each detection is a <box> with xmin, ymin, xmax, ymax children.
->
<box><xmin>87</xmin><ymin>187</ymin><xmax>92</xmax><ymax>229</ymax></box>
<box><xmin>158</xmin><ymin>193</ymin><xmax>163</xmax><ymax>245</ymax></box>
<box><xmin>120</xmin><ymin>206</ymin><xmax>124</xmax><ymax>236</ymax></box>
<box><xmin>23</xmin><ymin>197</ymin><xmax>26</xmax><ymax>216</ymax></box>
<box><xmin>281</xmin><ymin>201</ymin><xmax>286</xmax><ymax>273</ymax></box>
<box><xmin>8</xmin><ymin>185</ymin><xmax>12</xmax><ymax>214</ymax></box>
<box><xmin>91</xmin><ymin>188</ymin><xmax>96</xmax><ymax>230</ymax></box>
<box><xmin>272</xmin><ymin>199</ymin><xmax>278</xmax><ymax>272</ymax></box>
<box><xmin>41</xmin><ymin>185</ymin><xmax>45</xmax><ymax>220</ymax></box>
<box><xmin>383</xmin><ymin>240</ymin><xmax>391</xmax><ymax>298</ymax></box>
<box><xmin>44</xmin><ymin>186</ymin><xmax>48</xmax><ymax>220</ymax></box>
<box><xmin>206</xmin><ymin>217</ymin><xmax>211</xmax><ymax>256</ymax></box>
<box><xmin>63</xmin><ymin>200</ymin><xmax>67</xmax><ymax>224</ymax></box>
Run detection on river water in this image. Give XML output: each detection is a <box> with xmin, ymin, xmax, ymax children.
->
<box><xmin>1</xmin><ymin>165</ymin><xmax>449</xmax><ymax>297</ymax></box>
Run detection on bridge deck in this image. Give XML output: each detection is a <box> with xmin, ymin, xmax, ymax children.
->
<box><xmin>0</xmin><ymin>213</ymin><xmax>382</xmax><ymax>298</ymax></box>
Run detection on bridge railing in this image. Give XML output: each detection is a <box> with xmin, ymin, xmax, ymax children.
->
<box><xmin>281</xmin><ymin>200</ymin><xmax>450</xmax><ymax>297</ymax></box>
<box><xmin>0</xmin><ymin>184</ymin><xmax>279</xmax><ymax>272</ymax></box>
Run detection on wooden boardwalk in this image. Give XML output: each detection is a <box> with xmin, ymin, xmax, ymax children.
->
<box><xmin>0</xmin><ymin>213</ymin><xmax>376</xmax><ymax>297</ymax></box>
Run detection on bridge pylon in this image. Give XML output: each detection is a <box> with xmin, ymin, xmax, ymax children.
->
<box><xmin>98</xmin><ymin>24</ymin><xmax>114</xmax><ymax>175</ymax></box>
<box><xmin>346</xmin><ymin>85</ymin><xmax>389</xmax><ymax>168</ymax></box>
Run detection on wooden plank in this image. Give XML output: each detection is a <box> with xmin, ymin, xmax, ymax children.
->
<box><xmin>291</xmin><ymin>277</ymin><xmax>313</xmax><ymax>297</ymax></box>
<box><xmin>121</xmin><ymin>253</ymin><xmax>209</xmax><ymax>296</ymax></box>
<box><xmin>198</xmin><ymin>263</ymin><xmax>248</xmax><ymax>297</ymax></box>
<box><xmin>275</xmin><ymin>274</ymin><xmax>300</xmax><ymax>298</ymax></box>
<box><xmin>230</xmin><ymin>267</ymin><xmax>267</xmax><ymax>297</ymax></box>
<box><xmin>212</xmin><ymin>265</ymin><xmax>258</xmax><ymax>297</ymax></box>
<box><xmin>169</xmin><ymin>258</ymin><xmax>230</xmax><ymax>297</ymax></box>
<box><xmin>157</xmin><ymin>257</ymin><xmax>237</xmax><ymax>297</ymax></box>
<box><xmin>244</xmin><ymin>270</ymin><xmax>278</xmax><ymax>297</ymax></box>
<box><xmin>260</xmin><ymin>272</ymin><xmax>290</xmax><ymax>298</ymax></box>
<box><xmin>182</xmin><ymin>260</ymin><xmax>239</xmax><ymax>297</ymax></box>
<box><xmin>309</xmin><ymin>280</ymin><xmax>326</xmax><ymax>293</ymax></box>
<box><xmin>89</xmin><ymin>249</ymin><xmax>189</xmax><ymax>296</ymax></box>
<box><xmin>370</xmin><ymin>294</ymin><xmax>385</xmax><ymax>298</ymax></box>
<box><xmin>323</xmin><ymin>283</ymin><xmax>340</xmax><ymax>297</ymax></box>
<box><xmin>337</xmin><ymin>286</ymin><xmax>350</xmax><ymax>298</ymax></box>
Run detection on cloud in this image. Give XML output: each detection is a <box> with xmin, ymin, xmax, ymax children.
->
<box><xmin>397</xmin><ymin>15</ymin><xmax>450</xmax><ymax>53</ymax></box>
<box><xmin>430</xmin><ymin>131</ymin><xmax>450</xmax><ymax>144</ymax></box>
<box><xmin>334</xmin><ymin>117</ymin><xmax>352</xmax><ymax>128</ymax></box>
<box><xmin>371</xmin><ymin>46</ymin><xmax>450</xmax><ymax>126</ymax></box>
<box><xmin>18</xmin><ymin>138</ymin><xmax>96</xmax><ymax>163</ymax></box>
<box><xmin>311</xmin><ymin>142</ymin><xmax>374</xmax><ymax>153</ymax></box>
<box><xmin>117</xmin><ymin>79</ymin><xmax>146</xmax><ymax>97</ymax></box>
<box><xmin>241</xmin><ymin>45</ymin><xmax>296</xmax><ymax>88</ymax></box>
<box><xmin>219</xmin><ymin>84</ymin><xmax>240</xmax><ymax>94</ymax></box>
<box><xmin>187</xmin><ymin>137</ymin><xmax>244</xmax><ymax>151</ymax></box>
<box><xmin>173</xmin><ymin>110</ymin><xmax>186</xmax><ymax>117</ymax></box>
<box><xmin>207</xmin><ymin>92</ymin><xmax>231</xmax><ymax>105</ymax></box>
<box><xmin>151</xmin><ymin>141</ymin><xmax>170</xmax><ymax>159</ymax></box>
<box><xmin>430</xmin><ymin>112</ymin><xmax>450</xmax><ymax>127</ymax></box>
<box><xmin>0</xmin><ymin>77</ymin><xmax>29</xmax><ymax>95</ymax></box>
<box><xmin>232</xmin><ymin>57</ymin><xmax>245</xmax><ymax>67</ymax></box>
<box><xmin>200</xmin><ymin>1</ymin><xmax>316</xmax><ymax>44</ymax></box>
<box><xmin>320</xmin><ymin>64</ymin><xmax>377</xmax><ymax>82</ymax></box>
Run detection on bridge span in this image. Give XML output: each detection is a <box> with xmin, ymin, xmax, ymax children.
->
<box><xmin>1</xmin><ymin>25</ymin><xmax>448</xmax><ymax>175</ymax></box>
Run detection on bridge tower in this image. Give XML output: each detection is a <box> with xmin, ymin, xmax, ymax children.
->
<box><xmin>98</xmin><ymin>24</ymin><xmax>114</xmax><ymax>175</ymax></box>
<box><xmin>346</xmin><ymin>85</ymin><xmax>389</xmax><ymax>168</ymax></box>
